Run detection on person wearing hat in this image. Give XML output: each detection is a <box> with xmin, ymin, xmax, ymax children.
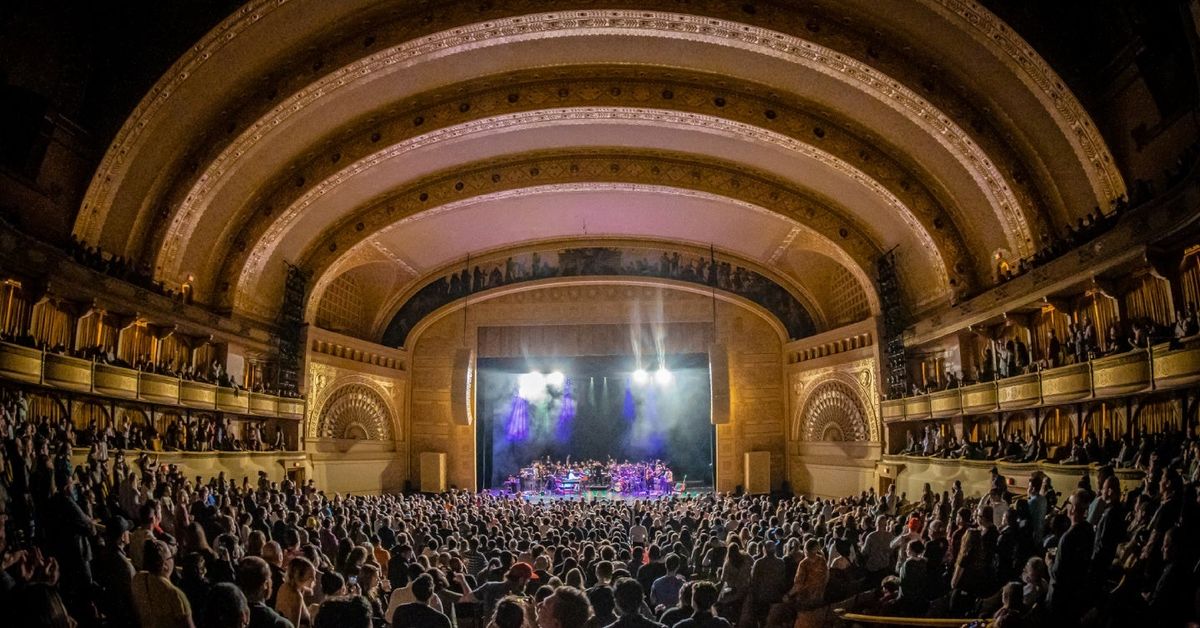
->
<box><xmin>455</xmin><ymin>561</ymin><xmax>538</xmax><ymax>616</ymax></box>
<box><xmin>94</xmin><ymin>515</ymin><xmax>136</xmax><ymax>625</ymax></box>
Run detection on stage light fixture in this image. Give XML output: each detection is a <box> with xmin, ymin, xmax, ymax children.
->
<box><xmin>654</xmin><ymin>366</ymin><xmax>673</xmax><ymax>386</ymax></box>
<box><xmin>546</xmin><ymin>371</ymin><xmax>565</xmax><ymax>388</ymax></box>
<box><xmin>632</xmin><ymin>368</ymin><xmax>650</xmax><ymax>385</ymax></box>
<box><xmin>517</xmin><ymin>371</ymin><xmax>546</xmax><ymax>399</ymax></box>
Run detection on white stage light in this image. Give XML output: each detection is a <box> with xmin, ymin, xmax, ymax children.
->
<box><xmin>518</xmin><ymin>371</ymin><xmax>546</xmax><ymax>399</ymax></box>
<box><xmin>546</xmin><ymin>371</ymin><xmax>565</xmax><ymax>388</ymax></box>
<box><xmin>654</xmin><ymin>366</ymin><xmax>673</xmax><ymax>386</ymax></box>
<box><xmin>632</xmin><ymin>368</ymin><xmax>650</xmax><ymax>385</ymax></box>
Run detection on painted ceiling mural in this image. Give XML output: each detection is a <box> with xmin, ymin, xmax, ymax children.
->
<box><xmin>382</xmin><ymin>246</ymin><xmax>815</xmax><ymax>346</ymax></box>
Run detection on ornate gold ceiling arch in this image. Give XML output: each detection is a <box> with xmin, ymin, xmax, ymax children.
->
<box><xmin>185</xmin><ymin>70</ymin><xmax>985</xmax><ymax>305</ymax></box>
<box><xmin>73</xmin><ymin>0</ymin><xmax>1125</xmax><ymax>328</ymax></box>
<box><xmin>155</xmin><ymin>10</ymin><xmax>1037</xmax><ymax>285</ymax></box>
<box><xmin>230</xmin><ymin>152</ymin><xmax>894</xmax><ymax>321</ymax></box>
<box><xmin>217</xmin><ymin>107</ymin><xmax>961</xmax><ymax>316</ymax></box>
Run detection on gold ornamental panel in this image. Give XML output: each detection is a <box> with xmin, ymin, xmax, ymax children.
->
<box><xmin>1039</xmin><ymin>363</ymin><xmax>1092</xmax><ymax>405</ymax></box>
<box><xmin>929</xmin><ymin>389</ymin><xmax>962</xmax><ymax>418</ymax></box>
<box><xmin>998</xmin><ymin>373</ymin><xmax>1041</xmax><ymax>409</ymax></box>
<box><xmin>881</xmin><ymin>399</ymin><xmax>906</xmax><ymax>422</ymax></box>
<box><xmin>138</xmin><ymin>372</ymin><xmax>181</xmax><ymax>404</ymax></box>
<box><xmin>93</xmin><ymin>363</ymin><xmax>139</xmax><ymax>398</ymax></box>
<box><xmin>904</xmin><ymin>396</ymin><xmax>931</xmax><ymax>419</ymax></box>
<box><xmin>180</xmin><ymin>381</ymin><xmax>218</xmax><ymax>409</ymax></box>
<box><xmin>961</xmin><ymin>382</ymin><xmax>998</xmax><ymax>413</ymax></box>
<box><xmin>249</xmin><ymin>392</ymin><xmax>279</xmax><ymax>417</ymax></box>
<box><xmin>1152</xmin><ymin>341</ymin><xmax>1200</xmax><ymax>388</ymax></box>
<box><xmin>1091</xmin><ymin>351</ymin><xmax>1152</xmax><ymax>397</ymax></box>
<box><xmin>278</xmin><ymin>398</ymin><xmax>306</xmax><ymax>420</ymax></box>
<box><xmin>216</xmin><ymin>388</ymin><xmax>250</xmax><ymax>414</ymax></box>
<box><xmin>0</xmin><ymin>342</ymin><xmax>43</xmax><ymax>384</ymax></box>
<box><xmin>43</xmin><ymin>354</ymin><xmax>93</xmax><ymax>392</ymax></box>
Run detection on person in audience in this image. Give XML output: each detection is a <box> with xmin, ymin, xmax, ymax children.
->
<box><xmin>203</xmin><ymin>582</ymin><xmax>251</xmax><ymax>628</ymax></box>
<box><xmin>132</xmin><ymin>539</ymin><xmax>195</xmax><ymax>628</ymax></box>
<box><xmin>237</xmin><ymin>557</ymin><xmax>292</xmax><ymax>628</ymax></box>
<box><xmin>582</xmin><ymin>584</ymin><xmax>618</xmax><ymax>628</ymax></box>
<box><xmin>535</xmin><ymin>584</ymin><xmax>592</xmax><ymax>628</ymax></box>
<box><xmin>313</xmin><ymin>597</ymin><xmax>371</xmax><ymax>628</ymax></box>
<box><xmin>1047</xmin><ymin>490</ymin><xmax>1094</xmax><ymax>624</ymax></box>
<box><xmin>392</xmin><ymin>573</ymin><xmax>450</xmax><ymax>628</ymax></box>
<box><xmin>273</xmin><ymin>556</ymin><xmax>314</xmax><ymax>628</ymax></box>
<box><xmin>672</xmin><ymin>580</ymin><xmax>730</xmax><ymax>628</ymax></box>
<box><xmin>608</xmin><ymin>578</ymin><xmax>664</xmax><ymax>627</ymax></box>
<box><xmin>5</xmin><ymin>378</ymin><xmax>1200</xmax><ymax>628</ymax></box>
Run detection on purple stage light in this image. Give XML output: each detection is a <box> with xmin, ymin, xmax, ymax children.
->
<box><xmin>506</xmin><ymin>393</ymin><xmax>530</xmax><ymax>440</ymax></box>
<box><xmin>559</xmin><ymin>378</ymin><xmax>576</xmax><ymax>424</ymax></box>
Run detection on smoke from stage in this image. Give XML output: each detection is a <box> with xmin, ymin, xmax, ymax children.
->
<box><xmin>475</xmin><ymin>353</ymin><xmax>714</xmax><ymax>490</ymax></box>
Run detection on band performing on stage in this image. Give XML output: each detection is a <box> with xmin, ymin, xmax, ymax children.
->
<box><xmin>504</xmin><ymin>457</ymin><xmax>677</xmax><ymax>495</ymax></box>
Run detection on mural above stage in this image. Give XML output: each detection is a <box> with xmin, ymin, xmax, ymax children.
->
<box><xmin>382</xmin><ymin>246</ymin><xmax>816</xmax><ymax>346</ymax></box>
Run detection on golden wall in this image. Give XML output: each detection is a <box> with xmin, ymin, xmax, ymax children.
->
<box><xmin>405</xmin><ymin>283</ymin><xmax>787</xmax><ymax>492</ymax></box>
<box><xmin>783</xmin><ymin>319</ymin><xmax>883</xmax><ymax>497</ymax></box>
<box><xmin>304</xmin><ymin>328</ymin><xmax>409</xmax><ymax>494</ymax></box>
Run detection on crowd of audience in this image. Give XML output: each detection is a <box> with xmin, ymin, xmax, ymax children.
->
<box><xmin>902</xmin><ymin>306</ymin><xmax>1200</xmax><ymax>398</ymax></box>
<box><xmin>995</xmin><ymin>140</ymin><xmax>1200</xmax><ymax>289</ymax></box>
<box><xmin>64</xmin><ymin>235</ymin><xmax>182</xmax><ymax>301</ymax></box>
<box><xmin>3</xmin><ymin>387</ymin><xmax>1200</xmax><ymax>628</ymax></box>
<box><xmin>900</xmin><ymin>418</ymin><xmax>1197</xmax><ymax>469</ymax></box>
<box><xmin>0</xmin><ymin>387</ymin><xmax>289</xmax><ymax>456</ymax></box>
<box><xmin>0</xmin><ymin>329</ymin><xmax>303</xmax><ymax>398</ymax></box>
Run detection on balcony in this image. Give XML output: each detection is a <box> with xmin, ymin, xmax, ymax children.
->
<box><xmin>0</xmin><ymin>341</ymin><xmax>304</xmax><ymax>420</ymax></box>
<box><xmin>882</xmin><ymin>339</ymin><xmax>1200</xmax><ymax>421</ymax></box>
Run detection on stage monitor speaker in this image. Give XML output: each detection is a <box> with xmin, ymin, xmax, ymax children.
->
<box><xmin>709</xmin><ymin>343</ymin><xmax>730</xmax><ymax>424</ymax></box>
<box><xmin>450</xmin><ymin>348</ymin><xmax>475</xmax><ymax>425</ymax></box>
<box><xmin>744</xmin><ymin>451</ymin><xmax>771</xmax><ymax>495</ymax></box>
<box><xmin>419</xmin><ymin>452</ymin><xmax>447</xmax><ymax>493</ymax></box>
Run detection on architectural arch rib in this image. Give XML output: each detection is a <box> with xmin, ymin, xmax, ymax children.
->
<box><xmin>226</xmin><ymin>108</ymin><xmax>952</xmax><ymax>312</ymax></box>
<box><xmin>157</xmin><ymin>9</ymin><xmax>1034</xmax><ymax>286</ymax></box>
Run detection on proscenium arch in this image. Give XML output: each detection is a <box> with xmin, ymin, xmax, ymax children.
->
<box><xmin>150</xmin><ymin>9</ymin><xmax>1044</xmax><ymax>287</ymax></box>
<box><xmin>187</xmin><ymin>70</ymin><xmax>985</xmax><ymax>299</ymax></box>
<box><xmin>357</xmin><ymin>237</ymin><xmax>833</xmax><ymax>345</ymax></box>
<box><xmin>252</xmin><ymin>152</ymin><xmax>894</xmax><ymax>324</ymax></box>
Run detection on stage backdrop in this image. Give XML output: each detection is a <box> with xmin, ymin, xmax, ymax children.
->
<box><xmin>476</xmin><ymin>353</ymin><xmax>714</xmax><ymax>489</ymax></box>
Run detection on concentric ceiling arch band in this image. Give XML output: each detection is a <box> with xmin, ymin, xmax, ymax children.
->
<box><xmin>150</xmin><ymin>9</ymin><xmax>1045</xmax><ymax>283</ymax></box>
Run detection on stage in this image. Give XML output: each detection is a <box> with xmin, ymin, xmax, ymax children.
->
<box><xmin>488</xmin><ymin>487</ymin><xmax>711</xmax><ymax>502</ymax></box>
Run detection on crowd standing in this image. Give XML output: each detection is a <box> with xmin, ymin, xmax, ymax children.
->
<box><xmin>2</xmin><ymin>389</ymin><xmax>1200</xmax><ymax>628</ymax></box>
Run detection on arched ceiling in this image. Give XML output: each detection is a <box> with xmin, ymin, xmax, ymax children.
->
<box><xmin>72</xmin><ymin>0</ymin><xmax>1124</xmax><ymax>344</ymax></box>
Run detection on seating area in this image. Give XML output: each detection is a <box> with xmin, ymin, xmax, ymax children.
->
<box><xmin>2</xmin><ymin>369</ymin><xmax>1198</xmax><ymax>627</ymax></box>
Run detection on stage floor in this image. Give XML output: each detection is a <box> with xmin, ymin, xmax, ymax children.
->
<box><xmin>488</xmin><ymin>488</ymin><xmax>712</xmax><ymax>502</ymax></box>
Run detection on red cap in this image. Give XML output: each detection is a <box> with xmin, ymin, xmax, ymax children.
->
<box><xmin>506</xmin><ymin>562</ymin><xmax>539</xmax><ymax>580</ymax></box>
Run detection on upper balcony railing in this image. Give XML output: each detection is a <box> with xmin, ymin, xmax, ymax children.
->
<box><xmin>882</xmin><ymin>338</ymin><xmax>1200</xmax><ymax>421</ymax></box>
<box><xmin>0</xmin><ymin>341</ymin><xmax>304</xmax><ymax>420</ymax></box>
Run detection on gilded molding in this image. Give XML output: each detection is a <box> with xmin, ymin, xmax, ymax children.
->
<box><xmin>928</xmin><ymin>0</ymin><xmax>1125</xmax><ymax>203</ymax></box>
<box><xmin>789</xmin><ymin>359</ymin><xmax>879</xmax><ymax>442</ymax></box>
<box><xmin>305</xmin><ymin>363</ymin><xmax>400</xmax><ymax>440</ymax></box>
<box><xmin>235</xmin><ymin>151</ymin><xmax>891</xmax><ymax>319</ymax></box>
<box><xmin>231</xmin><ymin>108</ymin><xmax>950</xmax><ymax>305</ymax></box>
<box><xmin>160</xmin><ymin>10</ymin><xmax>1032</xmax><ymax>283</ymax></box>
<box><xmin>74</xmin><ymin>0</ymin><xmax>287</xmax><ymax>244</ymax></box>
<box><xmin>194</xmin><ymin>72</ymin><xmax>978</xmax><ymax>302</ymax></box>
